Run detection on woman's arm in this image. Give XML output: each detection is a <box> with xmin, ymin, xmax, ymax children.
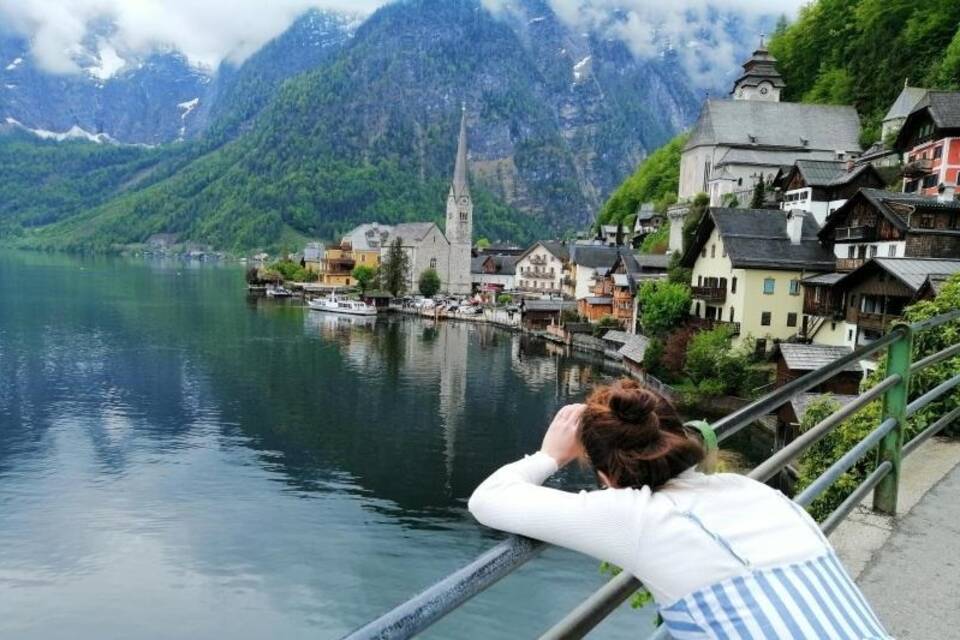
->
<box><xmin>467</xmin><ymin>406</ymin><xmax>650</xmax><ymax>573</ymax></box>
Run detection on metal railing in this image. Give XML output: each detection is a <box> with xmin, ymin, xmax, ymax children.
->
<box><xmin>344</xmin><ymin>309</ymin><xmax>960</xmax><ymax>640</ymax></box>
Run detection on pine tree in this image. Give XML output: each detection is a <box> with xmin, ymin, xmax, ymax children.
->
<box><xmin>750</xmin><ymin>179</ymin><xmax>766</xmax><ymax>209</ymax></box>
<box><xmin>380</xmin><ymin>237</ymin><xmax>410</xmax><ymax>297</ymax></box>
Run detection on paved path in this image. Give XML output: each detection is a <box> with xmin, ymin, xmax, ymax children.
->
<box><xmin>856</xmin><ymin>460</ymin><xmax>960</xmax><ymax>638</ymax></box>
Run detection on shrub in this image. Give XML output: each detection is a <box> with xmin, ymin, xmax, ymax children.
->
<box><xmin>497</xmin><ymin>294</ymin><xmax>513</xmax><ymax>305</ymax></box>
<box><xmin>637</xmin><ymin>281</ymin><xmax>692</xmax><ymax>337</ymax></box>
<box><xmin>418</xmin><ymin>268</ymin><xmax>441</xmax><ymax>297</ymax></box>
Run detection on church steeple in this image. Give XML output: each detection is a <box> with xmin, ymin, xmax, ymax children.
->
<box><xmin>731</xmin><ymin>36</ymin><xmax>785</xmax><ymax>102</ymax></box>
<box><xmin>451</xmin><ymin>104</ymin><xmax>470</xmax><ymax>198</ymax></box>
<box><xmin>446</xmin><ymin>104</ymin><xmax>473</xmax><ymax>247</ymax></box>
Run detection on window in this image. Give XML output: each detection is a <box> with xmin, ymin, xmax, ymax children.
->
<box><xmin>694</xmin><ymin>302</ymin><xmax>701</xmax><ymax>316</ymax></box>
<box><xmin>847</xmin><ymin>246</ymin><xmax>856</xmax><ymax>259</ymax></box>
<box><xmin>934</xmin><ymin>145</ymin><xmax>943</xmax><ymax>159</ymax></box>
<box><xmin>922</xmin><ymin>174</ymin><xmax>938</xmax><ymax>189</ymax></box>
<box><xmin>711</xmin><ymin>244</ymin><xmax>716</xmax><ymax>258</ymax></box>
<box><xmin>789</xmin><ymin>279</ymin><xmax>800</xmax><ymax>296</ymax></box>
<box><xmin>722</xmin><ymin>246</ymin><xmax>727</xmax><ymax>257</ymax></box>
<box><xmin>849</xmin><ymin>294</ymin><xmax>857</xmax><ymax>308</ymax></box>
<box><xmin>755</xmin><ymin>339</ymin><xmax>768</xmax><ymax>357</ymax></box>
<box><xmin>729</xmin><ymin>307</ymin><xmax>735</xmax><ymax>322</ymax></box>
<box><xmin>763</xmin><ymin>278</ymin><xmax>775</xmax><ymax>295</ymax></box>
<box><xmin>761</xmin><ymin>311</ymin><xmax>772</xmax><ymax>326</ymax></box>
<box><xmin>905</xmin><ymin>179</ymin><xmax>919</xmax><ymax>193</ymax></box>
<box><xmin>698</xmin><ymin>275</ymin><xmax>703</xmax><ymax>286</ymax></box>
<box><xmin>869</xmin><ymin>245</ymin><xmax>878</xmax><ymax>258</ymax></box>
<box><xmin>919</xmin><ymin>214</ymin><xmax>935</xmax><ymax>229</ymax></box>
<box><xmin>848</xmin><ymin>329</ymin><xmax>854</xmax><ymax>342</ymax></box>
<box><xmin>429</xmin><ymin>258</ymin><xmax>437</xmax><ymax>269</ymax></box>
<box><xmin>888</xmin><ymin>245</ymin><xmax>897</xmax><ymax>257</ymax></box>
<box><xmin>787</xmin><ymin>312</ymin><xmax>798</xmax><ymax>327</ymax></box>
<box><xmin>731</xmin><ymin>277</ymin><xmax>738</xmax><ymax>293</ymax></box>
<box><xmin>701</xmin><ymin>247</ymin><xmax>707</xmax><ymax>258</ymax></box>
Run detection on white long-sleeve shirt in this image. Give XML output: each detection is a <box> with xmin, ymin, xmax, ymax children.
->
<box><xmin>467</xmin><ymin>452</ymin><xmax>829</xmax><ymax>605</ymax></box>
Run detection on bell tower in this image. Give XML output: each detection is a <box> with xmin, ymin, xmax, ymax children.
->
<box><xmin>444</xmin><ymin>105</ymin><xmax>473</xmax><ymax>294</ymax></box>
<box><xmin>731</xmin><ymin>35</ymin><xmax>785</xmax><ymax>102</ymax></box>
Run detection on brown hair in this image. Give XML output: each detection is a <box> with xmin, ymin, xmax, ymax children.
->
<box><xmin>579</xmin><ymin>379</ymin><xmax>705</xmax><ymax>490</ymax></box>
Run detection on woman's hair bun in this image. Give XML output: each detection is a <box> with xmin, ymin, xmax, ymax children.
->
<box><xmin>608</xmin><ymin>381</ymin><xmax>659</xmax><ymax>427</ymax></box>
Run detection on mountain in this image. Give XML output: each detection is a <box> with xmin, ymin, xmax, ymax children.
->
<box><xmin>5</xmin><ymin>0</ymin><xmax>704</xmax><ymax>252</ymax></box>
<box><xmin>0</xmin><ymin>10</ymin><xmax>358</xmax><ymax>145</ymax></box>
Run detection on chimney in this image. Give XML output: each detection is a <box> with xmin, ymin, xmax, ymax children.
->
<box><xmin>845</xmin><ymin>158</ymin><xmax>855</xmax><ymax>172</ymax></box>
<box><xmin>786</xmin><ymin>209</ymin><xmax>805</xmax><ymax>245</ymax></box>
<box><xmin>938</xmin><ymin>182</ymin><xmax>956</xmax><ymax>203</ymax></box>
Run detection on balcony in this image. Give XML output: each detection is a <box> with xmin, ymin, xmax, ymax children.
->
<box><xmin>836</xmin><ymin>258</ymin><xmax>865</xmax><ymax>272</ymax></box>
<box><xmin>521</xmin><ymin>270</ymin><xmax>556</xmax><ymax>280</ymax></box>
<box><xmin>834</xmin><ymin>226</ymin><xmax>876</xmax><ymax>242</ymax></box>
<box><xmin>903</xmin><ymin>157</ymin><xmax>933</xmax><ymax>178</ymax></box>
<box><xmin>803</xmin><ymin>297</ymin><xmax>843</xmax><ymax>318</ymax></box>
<box><xmin>688</xmin><ymin>317</ymin><xmax>741</xmax><ymax>336</ymax></box>
<box><xmin>691</xmin><ymin>286</ymin><xmax>727</xmax><ymax>302</ymax></box>
<box><xmin>857</xmin><ymin>311</ymin><xmax>898</xmax><ymax>333</ymax></box>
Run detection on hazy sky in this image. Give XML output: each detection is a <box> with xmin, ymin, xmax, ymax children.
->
<box><xmin>0</xmin><ymin>0</ymin><xmax>805</xmax><ymax>84</ymax></box>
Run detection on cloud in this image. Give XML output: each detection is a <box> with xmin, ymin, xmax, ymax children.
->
<box><xmin>0</xmin><ymin>0</ymin><xmax>384</xmax><ymax>74</ymax></box>
<box><xmin>1</xmin><ymin>0</ymin><xmax>804</xmax><ymax>85</ymax></box>
<box><xmin>482</xmin><ymin>0</ymin><xmax>806</xmax><ymax>89</ymax></box>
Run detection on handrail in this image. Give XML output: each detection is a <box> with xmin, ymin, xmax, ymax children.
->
<box><xmin>345</xmin><ymin>310</ymin><xmax>960</xmax><ymax>640</ymax></box>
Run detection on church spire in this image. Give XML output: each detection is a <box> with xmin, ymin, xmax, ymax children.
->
<box><xmin>452</xmin><ymin>103</ymin><xmax>470</xmax><ymax>197</ymax></box>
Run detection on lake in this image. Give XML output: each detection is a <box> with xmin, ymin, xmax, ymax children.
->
<box><xmin>0</xmin><ymin>250</ymin><xmax>663</xmax><ymax>639</ymax></box>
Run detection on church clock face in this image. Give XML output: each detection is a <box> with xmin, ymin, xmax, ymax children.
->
<box><xmin>460</xmin><ymin>197</ymin><xmax>469</xmax><ymax>205</ymax></box>
<box><xmin>760</xmin><ymin>86</ymin><xmax>769</xmax><ymax>95</ymax></box>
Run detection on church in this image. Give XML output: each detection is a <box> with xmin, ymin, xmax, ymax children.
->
<box><xmin>679</xmin><ymin>40</ymin><xmax>863</xmax><ymax>206</ymax></box>
<box><xmin>344</xmin><ymin>108</ymin><xmax>474</xmax><ymax>295</ymax></box>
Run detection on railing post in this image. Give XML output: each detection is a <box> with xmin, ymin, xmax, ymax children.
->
<box><xmin>874</xmin><ymin>325</ymin><xmax>913</xmax><ymax>515</ymax></box>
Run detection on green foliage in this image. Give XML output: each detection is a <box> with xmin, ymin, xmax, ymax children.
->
<box><xmin>638</xmin><ymin>224</ymin><xmax>669</xmax><ymax>255</ymax></box>
<box><xmin>637</xmin><ymin>281</ymin><xmax>692</xmax><ymax>337</ymax></box>
<box><xmin>418</xmin><ymin>267</ymin><xmax>441</xmax><ymax>297</ymax></box>
<box><xmin>351</xmin><ymin>264</ymin><xmax>377</xmax><ymax>293</ymax></box>
<box><xmin>797</xmin><ymin>274</ymin><xmax>960</xmax><ymax>521</ymax></box>
<box><xmin>475</xmin><ymin>237</ymin><xmax>491</xmax><ymax>250</ymax></box>
<box><xmin>381</xmin><ymin>237</ymin><xmax>410</xmax><ymax>297</ymax></box>
<box><xmin>268</xmin><ymin>259</ymin><xmax>315</xmax><ymax>283</ymax></box>
<box><xmin>683</xmin><ymin>326</ymin><xmax>767</xmax><ymax>398</ymax></box>
<box><xmin>769</xmin><ymin>0</ymin><xmax>960</xmax><ymax>144</ymax></box>
<box><xmin>597</xmin><ymin>134</ymin><xmax>689</xmax><ymax>227</ymax></box>
<box><xmin>497</xmin><ymin>294</ymin><xmax>513</xmax><ymax>305</ymax></box>
<box><xmin>750</xmin><ymin>180</ymin><xmax>765</xmax><ymax>209</ymax></box>
<box><xmin>561</xmin><ymin>308</ymin><xmax>583</xmax><ymax>324</ymax></box>
<box><xmin>599</xmin><ymin>562</ymin><xmax>655</xmax><ymax>612</ymax></box>
<box><xmin>593</xmin><ymin>314</ymin><xmax>621</xmax><ymax>336</ymax></box>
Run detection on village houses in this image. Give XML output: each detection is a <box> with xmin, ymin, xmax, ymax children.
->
<box><xmin>514</xmin><ymin>241</ymin><xmax>569</xmax><ymax>296</ymax></box>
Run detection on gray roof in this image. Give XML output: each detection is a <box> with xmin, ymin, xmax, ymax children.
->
<box><xmin>618</xmin><ymin>335</ymin><xmax>650</xmax><ymax>364</ymax></box>
<box><xmin>601</xmin><ymin>330</ymin><xmax>631</xmax><ymax>345</ymax></box>
<box><xmin>790</xmin><ymin>393</ymin><xmax>859</xmax><ymax>424</ymax></box>
<box><xmin>790</xmin><ymin>160</ymin><xmax>877</xmax><ymax>188</ymax></box>
<box><xmin>539</xmin><ymin>241</ymin><xmax>570</xmax><ymax>262</ymax></box>
<box><xmin>345</xmin><ymin>223</ymin><xmax>395</xmax><ymax>251</ymax></box>
<box><xmin>636</xmin><ymin>203</ymin><xmax>657</xmax><ymax>222</ymax></box>
<box><xmin>393</xmin><ymin>222</ymin><xmax>440</xmax><ymax>245</ymax></box>
<box><xmin>686</xmin><ymin>100</ymin><xmax>861</xmax><ymax>153</ymax></box>
<box><xmin>632</xmin><ymin>254</ymin><xmax>671</xmax><ymax>270</ymax></box>
<box><xmin>778</xmin><ymin>343</ymin><xmax>862</xmax><ymax>373</ymax></box>
<box><xmin>584</xmin><ymin>296</ymin><xmax>613</xmax><ymax>304</ymax></box>
<box><xmin>682</xmin><ymin>208</ymin><xmax>835</xmax><ymax>272</ymax></box>
<box><xmin>883</xmin><ymin>86</ymin><xmax>928</xmax><ymax>122</ymax></box>
<box><xmin>862</xmin><ymin>257</ymin><xmax>960</xmax><ymax>292</ymax></box>
<box><xmin>568</xmin><ymin>244</ymin><xmax>625</xmax><ymax>269</ymax></box>
<box><xmin>471</xmin><ymin>256</ymin><xmax>488</xmax><ymax>273</ymax></box>
<box><xmin>522</xmin><ymin>300</ymin><xmax>577</xmax><ymax>313</ymax></box>
<box><xmin>715</xmin><ymin>147</ymin><xmax>836</xmax><ymax>170</ymax></box>
<box><xmin>493</xmin><ymin>255</ymin><xmax>518</xmax><ymax>276</ymax></box>
<box><xmin>612</xmin><ymin>273</ymin><xmax>632</xmax><ymax>287</ymax></box>
<box><xmin>910</xmin><ymin>90</ymin><xmax>960</xmax><ymax>130</ymax></box>
<box><xmin>802</xmin><ymin>272</ymin><xmax>844</xmax><ymax>286</ymax></box>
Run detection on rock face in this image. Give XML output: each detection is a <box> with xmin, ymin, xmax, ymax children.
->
<box><xmin>2</xmin><ymin>0</ymin><xmax>704</xmax><ymax>245</ymax></box>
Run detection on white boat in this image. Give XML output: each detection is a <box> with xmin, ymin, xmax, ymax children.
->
<box><xmin>308</xmin><ymin>295</ymin><xmax>377</xmax><ymax>316</ymax></box>
<box><xmin>266</xmin><ymin>284</ymin><xmax>293</xmax><ymax>298</ymax></box>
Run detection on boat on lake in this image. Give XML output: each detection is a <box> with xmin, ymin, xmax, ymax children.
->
<box><xmin>265</xmin><ymin>284</ymin><xmax>294</xmax><ymax>298</ymax></box>
<box><xmin>308</xmin><ymin>295</ymin><xmax>377</xmax><ymax>316</ymax></box>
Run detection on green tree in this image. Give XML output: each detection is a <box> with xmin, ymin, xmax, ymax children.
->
<box><xmin>497</xmin><ymin>293</ymin><xmax>513</xmax><ymax>305</ymax></box>
<box><xmin>418</xmin><ymin>268</ymin><xmax>441</xmax><ymax>297</ymax></box>
<box><xmin>750</xmin><ymin>179</ymin><xmax>766</xmax><ymax>209</ymax></box>
<box><xmin>475</xmin><ymin>237</ymin><xmax>491</xmax><ymax>250</ymax></box>
<box><xmin>351</xmin><ymin>264</ymin><xmax>377</xmax><ymax>294</ymax></box>
<box><xmin>637</xmin><ymin>281</ymin><xmax>692</xmax><ymax>337</ymax></box>
<box><xmin>597</xmin><ymin>133</ymin><xmax>689</xmax><ymax>227</ymax></box>
<box><xmin>380</xmin><ymin>237</ymin><xmax>410</xmax><ymax>297</ymax></box>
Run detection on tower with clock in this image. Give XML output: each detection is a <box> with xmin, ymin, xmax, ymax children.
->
<box><xmin>731</xmin><ymin>35</ymin><xmax>785</xmax><ymax>102</ymax></box>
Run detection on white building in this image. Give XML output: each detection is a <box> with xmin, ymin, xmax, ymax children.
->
<box><xmin>515</xmin><ymin>242</ymin><xmax>569</xmax><ymax>297</ymax></box>
<box><xmin>776</xmin><ymin>160</ymin><xmax>885</xmax><ymax>226</ymax></box>
<box><xmin>679</xmin><ymin>42</ymin><xmax>862</xmax><ymax>206</ymax></box>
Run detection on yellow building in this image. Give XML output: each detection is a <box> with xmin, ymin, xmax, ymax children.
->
<box><xmin>680</xmin><ymin>208</ymin><xmax>836</xmax><ymax>354</ymax></box>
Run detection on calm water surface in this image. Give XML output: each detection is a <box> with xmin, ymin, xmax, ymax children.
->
<box><xmin>0</xmin><ymin>250</ymin><xmax>656</xmax><ymax>639</ymax></box>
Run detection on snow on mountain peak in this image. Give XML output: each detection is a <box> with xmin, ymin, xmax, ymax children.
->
<box><xmin>86</xmin><ymin>41</ymin><xmax>126</xmax><ymax>80</ymax></box>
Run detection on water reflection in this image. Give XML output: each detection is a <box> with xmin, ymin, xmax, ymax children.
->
<box><xmin>0</xmin><ymin>250</ymin><xmax>650</xmax><ymax>639</ymax></box>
